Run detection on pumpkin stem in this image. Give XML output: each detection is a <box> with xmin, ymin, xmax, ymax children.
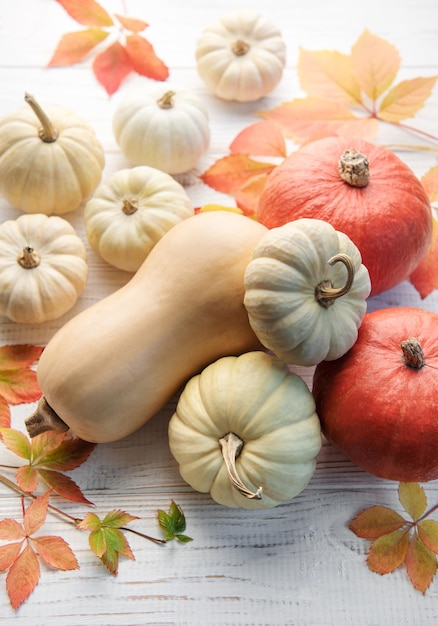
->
<box><xmin>122</xmin><ymin>197</ymin><xmax>139</xmax><ymax>215</ymax></box>
<box><xmin>157</xmin><ymin>90</ymin><xmax>176</xmax><ymax>110</ymax></box>
<box><xmin>17</xmin><ymin>246</ymin><xmax>41</xmax><ymax>269</ymax></box>
<box><xmin>315</xmin><ymin>253</ymin><xmax>355</xmax><ymax>308</ymax></box>
<box><xmin>401</xmin><ymin>337</ymin><xmax>426</xmax><ymax>369</ymax></box>
<box><xmin>25</xmin><ymin>396</ymin><xmax>69</xmax><ymax>438</ymax></box>
<box><xmin>232</xmin><ymin>39</ymin><xmax>250</xmax><ymax>56</ymax></box>
<box><xmin>338</xmin><ymin>150</ymin><xmax>369</xmax><ymax>187</ymax></box>
<box><xmin>24</xmin><ymin>92</ymin><xmax>59</xmax><ymax>143</ymax></box>
<box><xmin>219</xmin><ymin>432</ymin><xmax>263</xmax><ymax>500</ymax></box>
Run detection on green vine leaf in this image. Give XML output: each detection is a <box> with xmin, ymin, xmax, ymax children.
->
<box><xmin>158</xmin><ymin>501</ymin><xmax>192</xmax><ymax>543</ymax></box>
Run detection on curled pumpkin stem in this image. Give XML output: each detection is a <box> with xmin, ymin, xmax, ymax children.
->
<box><xmin>24</xmin><ymin>92</ymin><xmax>59</xmax><ymax>143</ymax></box>
<box><xmin>219</xmin><ymin>432</ymin><xmax>263</xmax><ymax>500</ymax></box>
<box><xmin>315</xmin><ymin>253</ymin><xmax>355</xmax><ymax>308</ymax></box>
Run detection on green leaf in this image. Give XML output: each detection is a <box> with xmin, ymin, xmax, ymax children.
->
<box><xmin>0</xmin><ymin>428</ymin><xmax>31</xmax><ymax>460</ymax></box>
<box><xmin>101</xmin><ymin>510</ymin><xmax>139</xmax><ymax>529</ymax></box>
<box><xmin>88</xmin><ymin>529</ymin><xmax>107</xmax><ymax>558</ymax></box>
<box><xmin>399</xmin><ymin>483</ymin><xmax>427</xmax><ymax>521</ymax></box>
<box><xmin>77</xmin><ymin>512</ymin><xmax>102</xmax><ymax>533</ymax></box>
<box><xmin>158</xmin><ymin>501</ymin><xmax>192</xmax><ymax>542</ymax></box>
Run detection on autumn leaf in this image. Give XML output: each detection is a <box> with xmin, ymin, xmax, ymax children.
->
<box><xmin>124</xmin><ymin>34</ymin><xmax>169</xmax><ymax>81</ymax></box>
<box><xmin>0</xmin><ymin>428</ymin><xmax>96</xmax><ymax>504</ymax></box>
<box><xmin>0</xmin><ymin>345</ymin><xmax>43</xmax><ymax>406</ymax></box>
<box><xmin>200</xmin><ymin>155</ymin><xmax>276</xmax><ymax>196</ymax></box>
<box><xmin>350</xmin><ymin>482</ymin><xmax>438</xmax><ymax>593</ymax></box>
<box><xmin>0</xmin><ymin>396</ymin><xmax>9</xmax><ymax>429</ymax></box>
<box><xmin>0</xmin><ymin>492</ymin><xmax>78</xmax><ymax>610</ymax></box>
<box><xmin>229</xmin><ymin>120</ymin><xmax>287</xmax><ymax>157</ymax></box>
<box><xmin>92</xmin><ymin>41</ymin><xmax>133</xmax><ymax>95</ymax></box>
<box><xmin>114</xmin><ymin>14</ymin><xmax>148</xmax><ymax>33</ymax></box>
<box><xmin>54</xmin><ymin>0</ymin><xmax>113</xmax><ymax>27</ymax></box>
<box><xmin>379</xmin><ymin>76</ymin><xmax>438</xmax><ymax>122</ymax></box>
<box><xmin>48</xmin><ymin>29</ymin><xmax>109</xmax><ymax>67</ymax></box>
<box><xmin>298</xmin><ymin>48</ymin><xmax>361</xmax><ymax>105</ymax></box>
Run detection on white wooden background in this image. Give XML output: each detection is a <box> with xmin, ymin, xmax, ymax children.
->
<box><xmin>1</xmin><ymin>0</ymin><xmax>438</xmax><ymax>624</ymax></box>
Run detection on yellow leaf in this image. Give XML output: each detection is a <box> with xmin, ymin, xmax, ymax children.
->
<box><xmin>367</xmin><ymin>529</ymin><xmax>410</xmax><ymax>574</ymax></box>
<box><xmin>351</xmin><ymin>29</ymin><xmax>400</xmax><ymax>101</ymax></box>
<box><xmin>399</xmin><ymin>482</ymin><xmax>427</xmax><ymax>521</ymax></box>
<box><xmin>418</xmin><ymin>520</ymin><xmax>438</xmax><ymax>554</ymax></box>
<box><xmin>298</xmin><ymin>48</ymin><xmax>361</xmax><ymax>104</ymax></box>
<box><xmin>405</xmin><ymin>532</ymin><xmax>437</xmax><ymax>594</ymax></box>
<box><xmin>379</xmin><ymin>75</ymin><xmax>438</xmax><ymax>122</ymax></box>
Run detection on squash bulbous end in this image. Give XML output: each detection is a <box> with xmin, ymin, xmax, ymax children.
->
<box><xmin>25</xmin><ymin>396</ymin><xmax>69</xmax><ymax>438</ymax></box>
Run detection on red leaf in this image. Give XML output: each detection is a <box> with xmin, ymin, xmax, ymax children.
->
<box><xmin>92</xmin><ymin>41</ymin><xmax>133</xmax><ymax>95</ymax></box>
<box><xmin>23</xmin><ymin>492</ymin><xmax>50</xmax><ymax>537</ymax></box>
<box><xmin>200</xmin><ymin>155</ymin><xmax>276</xmax><ymax>195</ymax></box>
<box><xmin>6</xmin><ymin>543</ymin><xmax>40</xmax><ymax>610</ymax></box>
<box><xmin>32</xmin><ymin>536</ymin><xmax>79</xmax><ymax>571</ymax></box>
<box><xmin>0</xmin><ymin>396</ymin><xmax>10</xmax><ymax>429</ymax></box>
<box><xmin>125</xmin><ymin>34</ymin><xmax>169</xmax><ymax>81</ymax></box>
<box><xmin>0</xmin><ymin>542</ymin><xmax>23</xmax><ymax>572</ymax></box>
<box><xmin>0</xmin><ymin>345</ymin><xmax>43</xmax><ymax>405</ymax></box>
<box><xmin>230</xmin><ymin>120</ymin><xmax>287</xmax><ymax>157</ymax></box>
<box><xmin>33</xmin><ymin>435</ymin><xmax>96</xmax><ymax>471</ymax></box>
<box><xmin>54</xmin><ymin>0</ymin><xmax>113</xmax><ymax>27</ymax></box>
<box><xmin>115</xmin><ymin>13</ymin><xmax>148</xmax><ymax>33</ymax></box>
<box><xmin>0</xmin><ymin>428</ymin><xmax>31</xmax><ymax>460</ymax></box>
<box><xmin>16</xmin><ymin>465</ymin><xmax>39</xmax><ymax>494</ymax></box>
<box><xmin>48</xmin><ymin>29</ymin><xmax>109</xmax><ymax>67</ymax></box>
<box><xmin>405</xmin><ymin>532</ymin><xmax>437</xmax><ymax>594</ymax></box>
<box><xmin>0</xmin><ymin>519</ymin><xmax>26</xmax><ymax>541</ymax></box>
<box><xmin>38</xmin><ymin>469</ymin><xmax>94</xmax><ymax>505</ymax></box>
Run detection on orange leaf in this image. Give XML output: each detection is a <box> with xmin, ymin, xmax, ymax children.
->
<box><xmin>32</xmin><ymin>432</ymin><xmax>96</xmax><ymax>472</ymax></box>
<box><xmin>0</xmin><ymin>428</ymin><xmax>31</xmax><ymax>460</ymax></box>
<box><xmin>37</xmin><ymin>469</ymin><xmax>93</xmax><ymax>505</ymax></box>
<box><xmin>349</xmin><ymin>505</ymin><xmax>407</xmax><ymax>539</ymax></box>
<box><xmin>47</xmin><ymin>29</ymin><xmax>109</xmax><ymax>67</ymax></box>
<box><xmin>92</xmin><ymin>41</ymin><xmax>133</xmax><ymax>94</ymax></box>
<box><xmin>0</xmin><ymin>345</ymin><xmax>43</xmax><ymax>405</ymax></box>
<box><xmin>418</xmin><ymin>520</ymin><xmax>438</xmax><ymax>554</ymax></box>
<box><xmin>409</xmin><ymin>215</ymin><xmax>438</xmax><ymax>299</ymax></box>
<box><xmin>23</xmin><ymin>491</ymin><xmax>51</xmax><ymax>537</ymax></box>
<box><xmin>32</xmin><ymin>536</ymin><xmax>79</xmax><ymax>571</ymax></box>
<box><xmin>298</xmin><ymin>47</ymin><xmax>361</xmax><ymax>104</ymax></box>
<box><xmin>230</xmin><ymin>120</ymin><xmax>287</xmax><ymax>157</ymax></box>
<box><xmin>16</xmin><ymin>465</ymin><xmax>39</xmax><ymax>494</ymax></box>
<box><xmin>125</xmin><ymin>34</ymin><xmax>169</xmax><ymax>81</ymax></box>
<box><xmin>260</xmin><ymin>97</ymin><xmax>379</xmax><ymax>143</ymax></box>
<box><xmin>115</xmin><ymin>13</ymin><xmax>148</xmax><ymax>33</ymax></box>
<box><xmin>235</xmin><ymin>173</ymin><xmax>271</xmax><ymax>218</ymax></box>
<box><xmin>405</xmin><ymin>532</ymin><xmax>437</xmax><ymax>593</ymax></box>
<box><xmin>6</xmin><ymin>543</ymin><xmax>40</xmax><ymax>610</ymax></box>
<box><xmin>0</xmin><ymin>396</ymin><xmax>10</xmax><ymax>429</ymax></box>
<box><xmin>0</xmin><ymin>519</ymin><xmax>26</xmax><ymax>542</ymax></box>
<box><xmin>54</xmin><ymin>0</ymin><xmax>113</xmax><ymax>27</ymax></box>
<box><xmin>200</xmin><ymin>154</ymin><xmax>276</xmax><ymax>195</ymax></box>
<box><xmin>367</xmin><ymin>529</ymin><xmax>410</xmax><ymax>574</ymax></box>
<box><xmin>351</xmin><ymin>29</ymin><xmax>400</xmax><ymax>101</ymax></box>
<box><xmin>421</xmin><ymin>164</ymin><xmax>438</xmax><ymax>202</ymax></box>
<box><xmin>379</xmin><ymin>76</ymin><xmax>438</xmax><ymax>122</ymax></box>
<box><xmin>399</xmin><ymin>482</ymin><xmax>427</xmax><ymax>521</ymax></box>
<box><xmin>0</xmin><ymin>542</ymin><xmax>22</xmax><ymax>572</ymax></box>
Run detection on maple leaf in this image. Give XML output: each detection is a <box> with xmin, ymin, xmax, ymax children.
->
<box><xmin>77</xmin><ymin>510</ymin><xmax>138</xmax><ymax>574</ymax></box>
<box><xmin>409</xmin><ymin>165</ymin><xmax>438</xmax><ymax>298</ymax></box>
<box><xmin>0</xmin><ymin>428</ymin><xmax>96</xmax><ymax>505</ymax></box>
<box><xmin>0</xmin><ymin>491</ymin><xmax>78</xmax><ymax>610</ymax></box>
<box><xmin>350</xmin><ymin>482</ymin><xmax>438</xmax><ymax>594</ymax></box>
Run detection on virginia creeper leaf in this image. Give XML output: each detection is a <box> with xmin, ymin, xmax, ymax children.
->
<box><xmin>235</xmin><ymin>173</ymin><xmax>271</xmax><ymax>218</ymax></box>
<box><xmin>405</xmin><ymin>532</ymin><xmax>437</xmax><ymax>594</ymax></box>
<box><xmin>23</xmin><ymin>491</ymin><xmax>51</xmax><ymax>536</ymax></box>
<box><xmin>37</xmin><ymin>469</ymin><xmax>93</xmax><ymax>505</ymax></box>
<box><xmin>200</xmin><ymin>155</ymin><xmax>276</xmax><ymax>195</ymax></box>
<box><xmin>88</xmin><ymin>529</ymin><xmax>107</xmax><ymax>558</ymax></box>
<box><xmin>378</xmin><ymin>75</ymin><xmax>438</xmax><ymax>122</ymax></box>
<box><xmin>92</xmin><ymin>41</ymin><xmax>133</xmax><ymax>94</ymax></box>
<box><xmin>421</xmin><ymin>164</ymin><xmax>438</xmax><ymax>202</ymax></box>
<box><xmin>77</xmin><ymin>513</ymin><xmax>102</xmax><ymax>533</ymax></box>
<box><xmin>350</xmin><ymin>29</ymin><xmax>400</xmax><ymax>101</ymax></box>
<box><xmin>298</xmin><ymin>48</ymin><xmax>361</xmax><ymax>104</ymax></box>
<box><xmin>32</xmin><ymin>536</ymin><xmax>79</xmax><ymax>571</ymax></box>
<box><xmin>0</xmin><ymin>519</ymin><xmax>26</xmax><ymax>541</ymax></box>
<box><xmin>54</xmin><ymin>0</ymin><xmax>113</xmax><ymax>27</ymax></box>
<box><xmin>100</xmin><ymin>543</ymin><xmax>119</xmax><ymax>575</ymax></box>
<box><xmin>15</xmin><ymin>465</ymin><xmax>39</xmax><ymax>494</ymax></box>
<box><xmin>349</xmin><ymin>505</ymin><xmax>407</xmax><ymax>539</ymax></box>
<box><xmin>0</xmin><ymin>396</ymin><xmax>10</xmax><ymax>429</ymax></box>
<box><xmin>367</xmin><ymin>529</ymin><xmax>410</xmax><ymax>574</ymax></box>
<box><xmin>101</xmin><ymin>510</ymin><xmax>139</xmax><ymax>529</ymax></box>
<box><xmin>158</xmin><ymin>501</ymin><xmax>192</xmax><ymax>543</ymax></box>
<box><xmin>6</xmin><ymin>543</ymin><xmax>40</xmax><ymax>610</ymax></box>
<box><xmin>125</xmin><ymin>34</ymin><xmax>169</xmax><ymax>81</ymax></box>
<box><xmin>32</xmin><ymin>433</ymin><xmax>96</xmax><ymax>471</ymax></box>
<box><xmin>0</xmin><ymin>345</ymin><xmax>43</xmax><ymax>405</ymax></box>
<box><xmin>0</xmin><ymin>428</ymin><xmax>31</xmax><ymax>460</ymax></box>
<box><xmin>114</xmin><ymin>14</ymin><xmax>148</xmax><ymax>33</ymax></box>
<box><xmin>418</xmin><ymin>520</ymin><xmax>438</xmax><ymax>554</ymax></box>
<box><xmin>0</xmin><ymin>542</ymin><xmax>22</xmax><ymax>572</ymax></box>
<box><xmin>48</xmin><ymin>29</ymin><xmax>109</xmax><ymax>67</ymax></box>
<box><xmin>399</xmin><ymin>482</ymin><xmax>427</xmax><ymax>521</ymax></box>
<box><xmin>103</xmin><ymin>527</ymin><xmax>135</xmax><ymax>559</ymax></box>
<box><xmin>230</xmin><ymin>120</ymin><xmax>287</xmax><ymax>157</ymax></box>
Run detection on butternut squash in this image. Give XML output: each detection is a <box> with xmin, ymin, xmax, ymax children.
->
<box><xmin>25</xmin><ymin>212</ymin><xmax>267</xmax><ymax>443</ymax></box>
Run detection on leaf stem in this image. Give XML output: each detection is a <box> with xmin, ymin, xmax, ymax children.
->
<box><xmin>417</xmin><ymin>501</ymin><xmax>438</xmax><ymax>524</ymax></box>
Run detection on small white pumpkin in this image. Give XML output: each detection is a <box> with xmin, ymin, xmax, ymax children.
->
<box><xmin>168</xmin><ymin>351</ymin><xmax>322</xmax><ymax>510</ymax></box>
<box><xmin>0</xmin><ymin>93</ymin><xmax>105</xmax><ymax>215</ymax></box>
<box><xmin>0</xmin><ymin>213</ymin><xmax>88</xmax><ymax>324</ymax></box>
<box><xmin>84</xmin><ymin>166</ymin><xmax>193</xmax><ymax>272</ymax></box>
<box><xmin>195</xmin><ymin>10</ymin><xmax>287</xmax><ymax>102</ymax></box>
<box><xmin>112</xmin><ymin>84</ymin><xmax>210</xmax><ymax>175</ymax></box>
<box><xmin>244</xmin><ymin>218</ymin><xmax>371</xmax><ymax>366</ymax></box>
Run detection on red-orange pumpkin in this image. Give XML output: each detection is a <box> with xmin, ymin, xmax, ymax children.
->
<box><xmin>257</xmin><ymin>137</ymin><xmax>432</xmax><ymax>296</ymax></box>
<box><xmin>312</xmin><ymin>307</ymin><xmax>438</xmax><ymax>482</ymax></box>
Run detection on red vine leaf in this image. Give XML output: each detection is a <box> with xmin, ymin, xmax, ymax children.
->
<box><xmin>48</xmin><ymin>29</ymin><xmax>109</xmax><ymax>67</ymax></box>
<box><xmin>54</xmin><ymin>0</ymin><xmax>113</xmax><ymax>27</ymax></box>
<box><xmin>32</xmin><ymin>535</ymin><xmax>79</xmax><ymax>571</ymax></box>
<box><xmin>0</xmin><ymin>345</ymin><xmax>43</xmax><ymax>406</ymax></box>
<box><xmin>230</xmin><ymin>120</ymin><xmax>287</xmax><ymax>157</ymax></box>
<box><xmin>92</xmin><ymin>41</ymin><xmax>133</xmax><ymax>95</ymax></box>
<box><xmin>6</xmin><ymin>543</ymin><xmax>40</xmax><ymax>610</ymax></box>
<box><xmin>125</xmin><ymin>34</ymin><xmax>169</xmax><ymax>81</ymax></box>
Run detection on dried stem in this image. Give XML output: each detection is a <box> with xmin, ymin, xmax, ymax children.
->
<box><xmin>315</xmin><ymin>254</ymin><xmax>355</xmax><ymax>308</ymax></box>
<box><xmin>219</xmin><ymin>432</ymin><xmax>263</xmax><ymax>500</ymax></box>
<box><xmin>24</xmin><ymin>92</ymin><xmax>59</xmax><ymax>143</ymax></box>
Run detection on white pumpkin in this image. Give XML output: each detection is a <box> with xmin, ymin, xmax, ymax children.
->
<box><xmin>84</xmin><ymin>166</ymin><xmax>193</xmax><ymax>272</ymax></box>
<box><xmin>112</xmin><ymin>84</ymin><xmax>210</xmax><ymax>175</ymax></box>
<box><xmin>244</xmin><ymin>218</ymin><xmax>371</xmax><ymax>366</ymax></box>
<box><xmin>168</xmin><ymin>351</ymin><xmax>322</xmax><ymax>510</ymax></box>
<box><xmin>0</xmin><ymin>213</ymin><xmax>88</xmax><ymax>324</ymax></box>
<box><xmin>0</xmin><ymin>93</ymin><xmax>104</xmax><ymax>215</ymax></box>
<box><xmin>195</xmin><ymin>10</ymin><xmax>287</xmax><ymax>102</ymax></box>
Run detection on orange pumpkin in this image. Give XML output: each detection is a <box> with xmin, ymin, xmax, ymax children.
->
<box><xmin>257</xmin><ymin>137</ymin><xmax>432</xmax><ymax>295</ymax></box>
<box><xmin>312</xmin><ymin>307</ymin><xmax>438</xmax><ymax>482</ymax></box>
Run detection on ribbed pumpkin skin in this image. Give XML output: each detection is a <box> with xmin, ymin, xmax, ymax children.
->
<box><xmin>257</xmin><ymin>137</ymin><xmax>432</xmax><ymax>296</ymax></box>
<box><xmin>312</xmin><ymin>307</ymin><xmax>438</xmax><ymax>482</ymax></box>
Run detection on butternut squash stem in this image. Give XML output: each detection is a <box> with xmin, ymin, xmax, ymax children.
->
<box><xmin>401</xmin><ymin>337</ymin><xmax>426</xmax><ymax>369</ymax></box>
<box><xmin>219</xmin><ymin>432</ymin><xmax>263</xmax><ymax>500</ymax></box>
<box><xmin>338</xmin><ymin>150</ymin><xmax>370</xmax><ymax>187</ymax></box>
<box><xmin>24</xmin><ymin>92</ymin><xmax>59</xmax><ymax>143</ymax></box>
<box><xmin>315</xmin><ymin>253</ymin><xmax>355</xmax><ymax>308</ymax></box>
<box><xmin>25</xmin><ymin>396</ymin><xmax>69</xmax><ymax>438</ymax></box>
<box><xmin>232</xmin><ymin>39</ymin><xmax>250</xmax><ymax>56</ymax></box>
<box><xmin>17</xmin><ymin>246</ymin><xmax>40</xmax><ymax>269</ymax></box>
<box><xmin>157</xmin><ymin>90</ymin><xmax>176</xmax><ymax>109</ymax></box>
